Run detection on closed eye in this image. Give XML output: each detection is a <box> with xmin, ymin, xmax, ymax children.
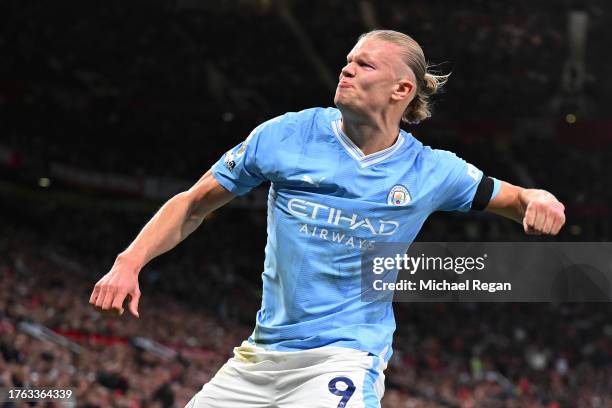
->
<box><xmin>354</xmin><ymin>60</ymin><xmax>375</xmax><ymax>69</ymax></box>
<box><xmin>345</xmin><ymin>57</ymin><xmax>375</xmax><ymax>70</ymax></box>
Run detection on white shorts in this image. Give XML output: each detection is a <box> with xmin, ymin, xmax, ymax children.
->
<box><xmin>185</xmin><ymin>341</ymin><xmax>387</xmax><ymax>408</ymax></box>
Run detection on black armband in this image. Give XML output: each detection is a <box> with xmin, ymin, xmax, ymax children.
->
<box><xmin>471</xmin><ymin>176</ymin><xmax>494</xmax><ymax>211</ymax></box>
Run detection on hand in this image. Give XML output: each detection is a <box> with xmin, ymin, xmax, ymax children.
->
<box><xmin>521</xmin><ymin>190</ymin><xmax>566</xmax><ymax>235</ymax></box>
<box><xmin>89</xmin><ymin>254</ymin><xmax>141</xmax><ymax>317</ymax></box>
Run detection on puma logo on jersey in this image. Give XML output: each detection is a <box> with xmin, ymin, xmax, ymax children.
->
<box><xmin>302</xmin><ymin>175</ymin><xmax>325</xmax><ymax>187</ymax></box>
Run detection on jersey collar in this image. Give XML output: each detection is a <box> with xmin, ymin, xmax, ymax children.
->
<box><xmin>331</xmin><ymin>119</ymin><xmax>406</xmax><ymax>168</ymax></box>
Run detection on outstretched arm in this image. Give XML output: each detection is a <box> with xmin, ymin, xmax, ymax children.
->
<box><xmin>485</xmin><ymin>180</ymin><xmax>566</xmax><ymax>235</ymax></box>
<box><xmin>89</xmin><ymin>170</ymin><xmax>234</xmax><ymax>316</ymax></box>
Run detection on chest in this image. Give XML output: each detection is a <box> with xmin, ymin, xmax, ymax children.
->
<box><xmin>274</xmin><ymin>156</ymin><xmax>428</xmax><ymax>209</ymax></box>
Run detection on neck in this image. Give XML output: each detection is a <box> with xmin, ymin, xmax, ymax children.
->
<box><xmin>340</xmin><ymin>112</ymin><xmax>400</xmax><ymax>156</ymax></box>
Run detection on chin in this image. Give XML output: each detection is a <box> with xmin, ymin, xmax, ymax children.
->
<box><xmin>333</xmin><ymin>92</ymin><xmax>342</xmax><ymax>106</ymax></box>
<box><xmin>334</xmin><ymin>94</ymin><xmax>352</xmax><ymax>110</ymax></box>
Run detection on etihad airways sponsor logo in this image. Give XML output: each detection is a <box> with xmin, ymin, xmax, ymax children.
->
<box><xmin>287</xmin><ymin>198</ymin><xmax>400</xmax><ymax>236</ymax></box>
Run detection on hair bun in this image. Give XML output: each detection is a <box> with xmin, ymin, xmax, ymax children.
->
<box><xmin>403</xmin><ymin>71</ymin><xmax>450</xmax><ymax>124</ymax></box>
<box><xmin>423</xmin><ymin>72</ymin><xmax>445</xmax><ymax>96</ymax></box>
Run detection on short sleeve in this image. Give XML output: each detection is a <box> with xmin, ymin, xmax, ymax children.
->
<box><xmin>433</xmin><ymin>150</ymin><xmax>484</xmax><ymax>212</ymax></box>
<box><xmin>212</xmin><ymin>115</ymin><xmax>285</xmax><ymax>196</ymax></box>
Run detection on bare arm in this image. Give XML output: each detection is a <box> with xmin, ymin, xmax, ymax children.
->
<box><xmin>89</xmin><ymin>170</ymin><xmax>234</xmax><ymax>316</ymax></box>
<box><xmin>121</xmin><ymin>169</ymin><xmax>234</xmax><ymax>267</ymax></box>
<box><xmin>485</xmin><ymin>180</ymin><xmax>566</xmax><ymax>235</ymax></box>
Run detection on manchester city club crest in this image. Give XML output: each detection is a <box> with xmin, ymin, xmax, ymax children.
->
<box><xmin>387</xmin><ymin>185</ymin><xmax>411</xmax><ymax>206</ymax></box>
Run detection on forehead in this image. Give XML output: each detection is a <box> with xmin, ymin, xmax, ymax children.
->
<box><xmin>347</xmin><ymin>39</ymin><xmax>401</xmax><ymax>62</ymax></box>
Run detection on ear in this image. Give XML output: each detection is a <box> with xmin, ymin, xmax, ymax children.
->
<box><xmin>391</xmin><ymin>79</ymin><xmax>415</xmax><ymax>103</ymax></box>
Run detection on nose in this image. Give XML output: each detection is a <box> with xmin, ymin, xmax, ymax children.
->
<box><xmin>340</xmin><ymin>62</ymin><xmax>355</xmax><ymax>79</ymax></box>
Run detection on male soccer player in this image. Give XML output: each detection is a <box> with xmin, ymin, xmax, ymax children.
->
<box><xmin>89</xmin><ymin>30</ymin><xmax>565</xmax><ymax>407</ymax></box>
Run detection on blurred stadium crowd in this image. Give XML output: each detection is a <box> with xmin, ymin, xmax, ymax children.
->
<box><xmin>1</xmin><ymin>0</ymin><xmax>611</xmax><ymax>407</ymax></box>
<box><xmin>3</xmin><ymin>214</ymin><xmax>612</xmax><ymax>408</ymax></box>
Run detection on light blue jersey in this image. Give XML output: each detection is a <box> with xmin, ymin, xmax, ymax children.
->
<box><xmin>212</xmin><ymin>107</ymin><xmax>500</xmax><ymax>362</ymax></box>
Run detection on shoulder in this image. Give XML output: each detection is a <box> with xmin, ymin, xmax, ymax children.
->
<box><xmin>289</xmin><ymin>106</ymin><xmax>338</xmax><ymax>121</ymax></box>
<box><xmin>413</xmin><ymin>144</ymin><xmax>462</xmax><ymax>170</ymax></box>
<box><xmin>407</xmin><ymin>142</ymin><xmax>469</xmax><ymax>183</ymax></box>
<box><xmin>422</xmin><ymin>147</ymin><xmax>481</xmax><ymax>188</ymax></box>
<box><xmin>391</xmin><ymin>130</ymin><xmax>462</xmax><ymax>165</ymax></box>
<box><xmin>256</xmin><ymin>107</ymin><xmax>331</xmax><ymax>132</ymax></box>
<box><xmin>252</xmin><ymin>107</ymin><xmax>337</xmax><ymax>145</ymax></box>
<box><xmin>400</xmin><ymin>133</ymin><xmax>438</xmax><ymax>167</ymax></box>
<box><xmin>431</xmin><ymin>148</ymin><xmax>461</xmax><ymax>166</ymax></box>
<box><xmin>263</xmin><ymin>107</ymin><xmax>334</xmax><ymax>127</ymax></box>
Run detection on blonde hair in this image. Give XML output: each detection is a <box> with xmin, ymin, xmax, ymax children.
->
<box><xmin>358</xmin><ymin>30</ymin><xmax>450</xmax><ymax>124</ymax></box>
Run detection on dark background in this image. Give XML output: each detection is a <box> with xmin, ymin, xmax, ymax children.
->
<box><xmin>1</xmin><ymin>1</ymin><xmax>611</xmax><ymax>407</ymax></box>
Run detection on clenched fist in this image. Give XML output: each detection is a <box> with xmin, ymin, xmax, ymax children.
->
<box><xmin>89</xmin><ymin>254</ymin><xmax>141</xmax><ymax>317</ymax></box>
<box><xmin>520</xmin><ymin>190</ymin><xmax>566</xmax><ymax>235</ymax></box>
